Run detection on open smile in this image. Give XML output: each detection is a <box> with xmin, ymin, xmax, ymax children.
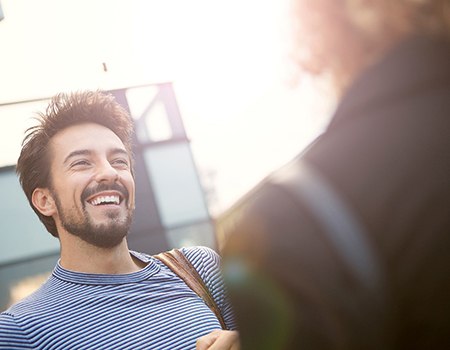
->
<box><xmin>85</xmin><ymin>192</ymin><xmax>124</xmax><ymax>207</ymax></box>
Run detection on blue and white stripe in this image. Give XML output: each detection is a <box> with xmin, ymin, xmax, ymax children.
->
<box><xmin>0</xmin><ymin>246</ymin><xmax>236</xmax><ymax>349</ymax></box>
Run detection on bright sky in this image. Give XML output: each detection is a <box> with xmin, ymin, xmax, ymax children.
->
<box><xmin>0</xmin><ymin>0</ymin><xmax>335</xmax><ymax>216</ymax></box>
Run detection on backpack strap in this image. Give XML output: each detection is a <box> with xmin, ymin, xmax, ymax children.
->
<box><xmin>154</xmin><ymin>249</ymin><xmax>228</xmax><ymax>330</ymax></box>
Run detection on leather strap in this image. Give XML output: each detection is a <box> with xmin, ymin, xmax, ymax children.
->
<box><xmin>154</xmin><ymin>249</ymin><xmax>228</xmax><ymax>330</ymax></box>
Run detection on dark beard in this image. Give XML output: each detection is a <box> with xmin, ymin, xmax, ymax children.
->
<box><xmin>52</xmin><ymin>184</ymin><xmax>134</xmax><ymax>248</ymax></box>
<box><xmin>61</xmin><ymin>209</ymin><xmax>133</xmax><ymax>248</ymax></box>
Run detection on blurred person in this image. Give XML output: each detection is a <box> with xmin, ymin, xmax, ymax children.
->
<box><xmin>222</xmin><ymin>0</ymin><xmax>450</xmax><ymax>349</ymax></box>
<box><xmin>0</xmin><ymin>91</ymin><xmax>239</xmax><ymax>350</ymax></box>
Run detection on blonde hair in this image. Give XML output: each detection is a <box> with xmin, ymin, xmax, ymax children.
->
<box><xmin>291</xmin><ymin>0</ymin><xmax>450</xmax><ymax>94</ymax></box>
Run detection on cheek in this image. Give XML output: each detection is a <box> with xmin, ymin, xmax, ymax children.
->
<box><xmin>121</xmin><ymin>173</ymin><xmax>135</xmax><ymax>198</ymax></box>
<box><xmin>54</xmin><ymin>178</ymin><xmax>89</xmax><ymax>206</ymax></box>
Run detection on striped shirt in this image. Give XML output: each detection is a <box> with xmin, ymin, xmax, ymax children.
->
<box><xmin>0</xmin><ymin>246</ymin><xmax>236</xmax><ymax>349</ymax></box>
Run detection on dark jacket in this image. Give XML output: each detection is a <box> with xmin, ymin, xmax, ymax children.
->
<box><xmin>223</xmin><ymin>35</ymin><xmax>450</xmax><ymax>350</ymax></box>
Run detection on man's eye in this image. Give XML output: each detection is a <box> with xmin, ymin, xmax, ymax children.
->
<box><xmin>112</xmin><ymin>159</ymin><xmax>129</xmax><ymax>167</ymax></box>
<box><xmin>72</xmin><ymin>160</ymin><xmax>90</xmax><ymax>167</ymax></box>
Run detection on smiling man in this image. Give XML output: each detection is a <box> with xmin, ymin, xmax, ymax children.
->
<box><xmin>0</xmin><ymin>91</ymin><xmax>238</xmax><ymax>349</ymax></box>
<box><xmin>46</xmin><ymin>124</ymin><xmax>134</xmax><ymax>245</ymax></box>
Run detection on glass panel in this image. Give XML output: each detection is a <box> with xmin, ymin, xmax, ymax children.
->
<box><xmin>0</xmin><ymin>170</ymin><xmax>59</xmax><ymax>265</ymax></box>
<box><xmin>125</xmin><ymin>85</ymin><xmax>159</xmax><ymax>120</ymax></box>
<box><xmin>143</xmin><ymin>143</ymin><xmax>209</xmax><ymax>228</ymax></box>
<box><xmin>0</xmin><ymin>254</ymin><xmax>58</xmax><ymax>311</ymax></box>
<box><xmin>126</xmin><ymin>85</ymin><xmax>173</xmax><ymax>143</ymax></box>
<box><xmin>143</xmin><ymin>100</ymin><xmax>173</xmax><ymax>142</ymax></box>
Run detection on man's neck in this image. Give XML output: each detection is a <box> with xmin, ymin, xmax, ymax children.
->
<box><xmin>58</xmin><ymin>236</ymin><xmax>145</xmax><ymax>274</ymax></box>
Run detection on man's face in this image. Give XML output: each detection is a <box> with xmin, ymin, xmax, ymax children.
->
<box><xmin>47</xmin><ymin>122</ymin><xmax>135</xmax><ymax>248</ymax></box>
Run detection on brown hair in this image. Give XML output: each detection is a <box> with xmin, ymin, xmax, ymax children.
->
<box><xmin>16</xmin><ymin>90</ymin><xmax>134</xmax><ymax>237</ymax></box>
<box><xmin>291</xmin><ymin>0</ymin><xmax>450</xmax><ymax>93</ymax></box>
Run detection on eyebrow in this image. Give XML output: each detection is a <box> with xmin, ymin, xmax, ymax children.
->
<box><xmin>63</xmin><ymin>148</ymin><xmax>129</xmax><ymax>165</ymax></box>
<box><xmin>63</xmin><ymin>150</ymin><xmax>92</xmax><ymax>165</ymax></box>
<box><xmin>110</xmin><ymin>148</ymin><xmax>130</xmax><ymax>159</ymax></box>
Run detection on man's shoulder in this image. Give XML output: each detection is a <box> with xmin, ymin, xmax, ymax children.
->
<box><xmin>156</xmin><ymin>246</ymin><xmax>221</xmax><ymax>282</ymax></box>
<box><xmin>134</xmin><ymin>246</ymin><xmax>222</xmax><ymax>281</ymax></box>
<box><xmin>0</xmin><ymin>310</ymin><xmax>30</xmax><ymax>347</ymax></box>
<box><xmin>180</xmin><ymin>246</ymin><xmax>221</xmax><ymax>268</ymax></box>
<box><xmin>132</xmin><ymin>246</ymin><xmax>220</xmax><ymax>264</ymax></box>
<box><xmin>0</xmin><ymin>310</ymin><xmax>16</xmax><ymax>324</ymax></box>
<box><xmin>0</xmin><ymin>310</ymin><xmax>21</xmax><ymax>331</ymax></box>
<box><xmin>1</xmin><ymin>276</ymin><xmax>55</xmax><ymax>320</ymax></box>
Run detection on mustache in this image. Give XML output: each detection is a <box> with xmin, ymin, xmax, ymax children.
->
<box><xmin>81</xmin><ymin>183</ymin><xmax>129</xmax><ymax>204</ymax></box>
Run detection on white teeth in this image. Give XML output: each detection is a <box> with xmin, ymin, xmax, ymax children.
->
<box><xmin>89</xmin><ymin>195</ymin><xmax>120</xmax><ymax>206</ymax></box>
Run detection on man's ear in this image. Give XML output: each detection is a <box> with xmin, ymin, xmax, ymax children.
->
<box><xmin>31</xmin><ymin>188</ymin><xmax>57</xmax><ymax>216</ymax></box>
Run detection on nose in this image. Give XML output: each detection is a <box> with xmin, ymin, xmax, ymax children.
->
<box><xmin>95</xmin><ymin>161</ymin><xmax>119</xmax><ymax>183</ymax></box>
